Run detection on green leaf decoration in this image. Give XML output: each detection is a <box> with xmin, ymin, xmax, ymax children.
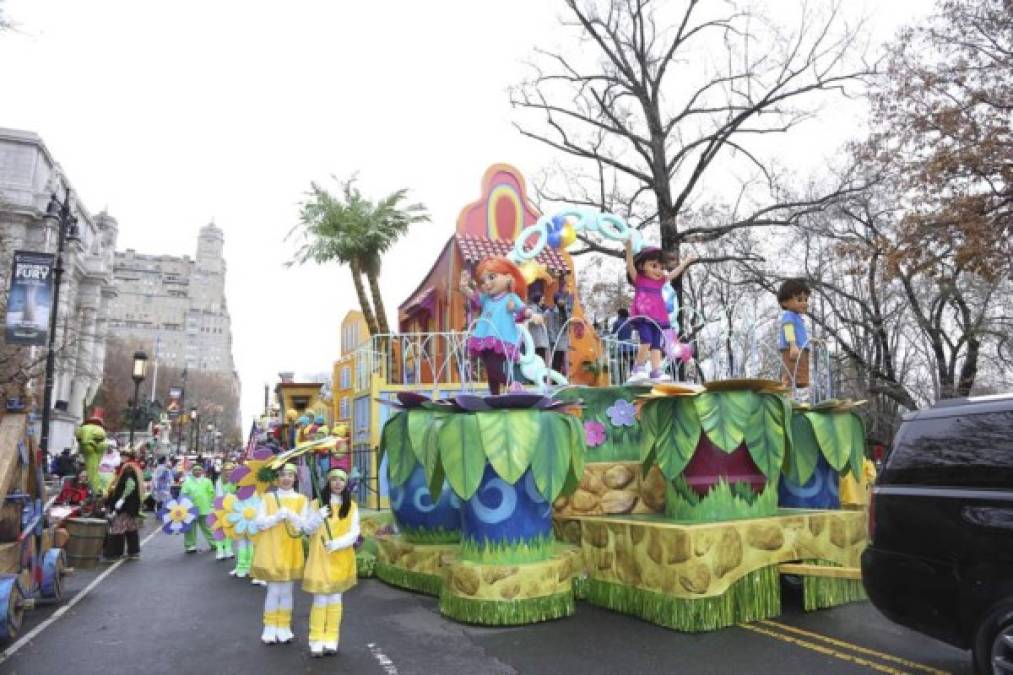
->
<box><xmin>435</xmin><ymin>413</ymin><xmax>487</xmax><ymax>500</ymax></box>
<box><xmin>694</xmin><ymin>390</ymin><xmax>758</xmax><ymax>453</ymax></box>
<box><xmin>784</xmin><ymin>412</ymin><xmax>819</xmax><ymax>485</ymax></box>
<box><xmin>638</xmin><ymin>399</ymin><xmax>673</xmax><ymax>474</ymax></box>
<box><xmin>803</xmin><ymin>410</ymin><xmax>854</xmax><ymax>471</ymax></box>
<box><xmin>847</xmin><ymin>413</ymin><xmax>866</xmax><ymax>480</ymax></box>
<box><xmin>476</xmin><ymin>411</ymin><xmax>540</xmax><ymax>484</ymax></box>
<box><xmin>566</xmin><ymin>414</ymin><xmax>586</xmax><ymax>482</ymax></box>
<box><xmin>421</xmin><ymin>413</ymin><xmax>445</xmax><ymax>498</ymax></box>
<box><xmin>743</xmin><ymin>393</ymin><xmax>788</xmax><ymax>481</ymax></box>
<box><xmin>531</xmin><ymin>414</ymin><xmax>572</xmax><ymax>503</ymax></box>
<box><xmin>407</xmin><ymin>410</ymin><xmax>432</xmax><ymax>464</ymax></box>
<box><xmin>655</xmin><ymin>398</ymin><xmax>700</xmax><ymax>481</ymax></box>
<box><xmin>383</xmin><ymin>412</ymin><xmax>417</xmax><ymax>486</ymax></box>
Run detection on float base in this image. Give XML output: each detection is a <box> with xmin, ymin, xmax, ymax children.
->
<box><xmin>440</xmin><ymin>550</ymin><xmax>578</xmax><ymax>626</ymax></box>
<box><xmin>374</xmin><ymin>536</ymin><xmax>456</xmax><ymax>597</ymax></box>
<box><xmin>555</xmin><ymin>508</ymin><xmax>867</xmax><ymax>631</ymax></box>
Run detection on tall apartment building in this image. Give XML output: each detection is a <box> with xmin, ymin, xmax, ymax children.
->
<box><xmin>107</xmin><ymin>223</ymin><xmax>238</xmax><ymax>380</ymax></box>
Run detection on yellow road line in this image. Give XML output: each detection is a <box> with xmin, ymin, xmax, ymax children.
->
<box><xmin>738</xmin><ymin>622</ymin><xmax>919</xmax><ymax>675</ymax></box>
<box><xmin>759</xmin><ymin>620</ymin><xmax>950</xmax><ymax>675</ymax></box>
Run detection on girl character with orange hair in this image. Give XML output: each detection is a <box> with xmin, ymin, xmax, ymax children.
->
<box><xmin>459</xmin><ymin>256</ymin><xmax>542</xmax><ymax>394</ymax></box>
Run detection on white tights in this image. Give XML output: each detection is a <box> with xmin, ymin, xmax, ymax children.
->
<box><xmin>264</xmin><ymin>581</ymin><xmax>294</xmax><ymax>612</ymax></box>
<box><xmin>312</xmin><ymin>592</ymin><xmax>343</xmax><ymax>607</ymax></box>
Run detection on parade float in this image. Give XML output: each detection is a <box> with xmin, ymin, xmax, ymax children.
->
<box><xmin>355</xmin><ymin>164</ymin><xmax>872</xmax><ymax>631</ymax></box>
<box><xmin>0</xmin><ymin>413</ymin><xmax>68</xmax><ymax>641</ymax></box>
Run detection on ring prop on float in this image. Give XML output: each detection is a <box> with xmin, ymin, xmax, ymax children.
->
<box><xmin>505</xmin><ymin>209</ymin><xmax>692</xmax><ymax>381</ymax></box>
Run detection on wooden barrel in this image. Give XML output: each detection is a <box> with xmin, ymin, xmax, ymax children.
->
<box><xmin>64</xmin><ymin>518</ymin><xmax>108</xmax><ymax>569</ymax></box>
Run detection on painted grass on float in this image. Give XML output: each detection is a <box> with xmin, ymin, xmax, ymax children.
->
<box><xmin>439</xmin><ymin>589</ymin><xmax>575</xmax><ymax>626</ymax></box>
<box><xmin>458</xmin><ymin>533</ymin><xmax>556</xmax><ymax>564</ymax></box>
<box><xmin>801</xmin><ymin>559</ymin><xmax>867</xmax><ymax>611</ymax></box>
<box><xmin>583</xmin><ymin>565</ymin><xmax>782</xmax><ymax>632</ymax></box>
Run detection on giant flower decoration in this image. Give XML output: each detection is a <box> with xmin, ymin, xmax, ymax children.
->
<box><xmin>584</xmin><ymin>420</ymin><xmax>606</xmax><ymax>447</ymax></box>
<box><xmin>158</xmin><ymin>496</ymin><xmax>199</xmax><ymax>535</ymax></box>
<box><xmin>606</xmin><ymin>399</ymin><xmax>638</xmax><ymax>427</ymax></box>
<box><xmin>231</xmin><ymin>447</ymin><xmax>274</xmax><ymax>499</ymax></box>
<box><xmin>224</xmin><ymin>494</ymin><xmax>263</xmax><ymax>539</ymax></box>
<box><xmin>207</xmin><ymin>494</ymin><xmax>237</xmax><ymax>541</ymax></box>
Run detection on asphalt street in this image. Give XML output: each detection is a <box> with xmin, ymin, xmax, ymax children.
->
<box><xmin>0</xmin><ymin>521</ymin><xmax>973</xmax><ymax>675</ymax></box>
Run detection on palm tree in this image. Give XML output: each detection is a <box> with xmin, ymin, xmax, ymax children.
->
<box><xmin>287</xmin><ymin>176</ymin><xmax>429</xmax><ymax>337</ymax></box>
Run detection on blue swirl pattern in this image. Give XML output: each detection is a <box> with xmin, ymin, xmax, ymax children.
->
<box><xmin>778</xmin><ymin>453</ymin><xmax>841</xmax><ymax>509</ymax></box>
<box><xmin>461</xmin><ymin>464</ymin><xmax>552</xmax><ymax>547</ymax></box>
<box><xmin>389</xmin><ymin>462</ymin><xmax>462</xmax><ymax>537</ymax></box>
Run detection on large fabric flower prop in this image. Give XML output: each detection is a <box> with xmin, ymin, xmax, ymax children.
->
<box><xmin>206</xmin><ymin>494</ymin><xmax>237</xmax><ymax>541</ymax></box>
<box><xmin>224</xmin><ymin>494</ymin><xmax>263</xmax><ymax>539</ymax></box>
<box><xmin>584</xmin><ymin>420</ymin><xmax>606</xmax><ymax>447</ymax></box>
<box><xmin>606</xmin><ymin>399</ymin><xmax>638</xmax><ymax>427</ymax></box>
<box><xmin>158</xmin><ymin>496</ymin><xmax>198</xmax><ymax>535</ymax></box>
<box><xmin>231</xmin><ymin>447</ymin><xmax>274</xmax><ymax>499</ymax></box>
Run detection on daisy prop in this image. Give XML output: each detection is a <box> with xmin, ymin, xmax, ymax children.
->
<box><xmin>158</xmin><ymin>496</ymin><xmax>199</xmax><ymax>535</ymax></box>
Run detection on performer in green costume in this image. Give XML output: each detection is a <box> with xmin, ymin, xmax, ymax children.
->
<box><xmin>181</xmin><ymin>464</ymin><xmax>216</xmax><ymax>553</ymax></box>
<box><xmin>74</xmin><ymin>409</ymin><xmax>109</xmax><ymax>492</ymax></box>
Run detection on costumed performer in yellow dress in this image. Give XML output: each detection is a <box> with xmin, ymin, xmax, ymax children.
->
<box><xmin>302</xmin><ymin>468</ymin><xmax>359</xmax><ymax>657</ymax></box>
<box><xmin>251</xmin><ymin>463</ymin><xmax>315</xmax><ymax>645</ymax></box>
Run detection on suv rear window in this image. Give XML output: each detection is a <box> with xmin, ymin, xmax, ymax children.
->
<box><xmin>881</xmin><ymin>411</ymin><xmax>1013</xmax><ymax>489</ymax></box>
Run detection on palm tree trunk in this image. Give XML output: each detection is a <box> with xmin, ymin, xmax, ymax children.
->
<box><xmin>350</xmin><ymin>260</ymin><xmax>379</xmax><ymax>335</ymax></box>
<box><xmin>366</xmin><ymin>267</ymin><xmax>391</xmax><ymax>335</ymax></box>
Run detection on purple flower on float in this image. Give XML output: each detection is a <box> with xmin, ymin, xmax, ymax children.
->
<box><xmin>606</xmin><ymin>399</ymin><xmax>638</xmax><ymax>427</ymax></box>
<box><xmin>584</xmin><ymin>421</ymin><xmax>607</xmax><ymax>447</ymax></box>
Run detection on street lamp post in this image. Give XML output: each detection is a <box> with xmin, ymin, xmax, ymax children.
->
<box><xmin>38</xmin><ymin>188</ymin><xmax>79</xmax><ymax>458</ymax></box>
<box><xmin>127</xmin><ymin>351</ymin><xmax>148</xmax><ymax>448</ymax></box>
<box><xmin>175</xmin><ymin>368</ymin><xmax>187</xmax><ymax>454</ymax></box>
<box><xmin>207</xmin><ymin>423</ymin><xmax>215</xmax><ymax>455</ymax></box>
<box><xmin>190</xmin><ymin>407</ymin><xmax>200</xmax><ymax>455</ymax></box>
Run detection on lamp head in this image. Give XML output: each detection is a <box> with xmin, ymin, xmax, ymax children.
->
<box><xmin>132</xmin><ymin>350</ymin><xmax>148</xmax><ymax>383</ymax></box>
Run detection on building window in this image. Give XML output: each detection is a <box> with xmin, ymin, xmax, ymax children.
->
<box><xmin>339</xmin><ymin>397</ymin><xmax>350</xmax><ymax>420</ymax></box>
<box><xmin>340</xmin><ymin>366</ymin><xmax>350</xmax><ymax>389</ymax></box>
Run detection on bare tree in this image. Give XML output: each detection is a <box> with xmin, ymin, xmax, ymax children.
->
<box><xmin>511</xmin><ymin>0</ymin><xmax>873</xmax><ymax>310</ymax></box>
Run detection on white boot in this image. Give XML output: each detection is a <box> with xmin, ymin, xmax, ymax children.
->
<box><xmin>323</xmin><ymin>640</ymin><xmax>338</xmax><ymax>655</ymax></box>
<box><xmin>276</xmin><ymin>626</ymin><xmax>294</xmax><ymax>643</ymax></box>
<box><xmin>309</xmin><ymin>641</ymin><xmax>324</xmax><ymax>657</ymax></box>
<box><xmin>261</xmin><ymin>625</ymin><xmax>278</xmax><ymax>645</ymax></box>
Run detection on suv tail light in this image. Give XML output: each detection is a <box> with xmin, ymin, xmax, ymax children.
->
<box><xmin>867</xmin><ymin>489</ymin><xmax>876</xmax><ymax>543</ymax></box>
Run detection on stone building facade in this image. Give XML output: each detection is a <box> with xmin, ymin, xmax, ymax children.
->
<box><xmin>107</xmin><ymin>223</ymin><xmax>237</xmax><ymax>378</ymax></box>
<box><xmin>0</xmin><ymin>127</ymin><xmax>120</xmax><ymax>453</ymax></box>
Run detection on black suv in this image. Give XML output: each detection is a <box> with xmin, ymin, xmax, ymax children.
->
<box><xmin>862</xmin><ymin>394</ymin><xmax>1013</xmax><ymax>674</ymax></box>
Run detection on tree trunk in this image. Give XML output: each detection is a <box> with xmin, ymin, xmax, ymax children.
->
<box><xmin>350</xmin><ymin>260</ymin><xmax>379</xmax><ymax>336</ymax></box>
<box><xmin>365</xmin><ymin>266</ymin><xmax>391</xmax><ymax>335</ymax></box>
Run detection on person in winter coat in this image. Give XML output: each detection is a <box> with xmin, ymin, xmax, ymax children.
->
<box><xmin>180</xmin><ymin>464</ymin><xmax>216</xmax><ymax>553</ymax></box>
<box><xmin>105</xmin><ymin>449</ymin><xmax>145</xmax><ymax>560</ymax></box>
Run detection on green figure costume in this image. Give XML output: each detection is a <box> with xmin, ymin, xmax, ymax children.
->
<box><xmin>233</xmin><ymin>539</ymin><xmax>255</xmax><ymax>577</ymax></box>
<box><xmin>74</xmin><ymin>423</ymin><xmax>108</xmax><ymax>492</ymax></box>
<box><xmin>181</xmin><ymin>471</ymin><xmax>216</xmax><ymax>552</ymax></box>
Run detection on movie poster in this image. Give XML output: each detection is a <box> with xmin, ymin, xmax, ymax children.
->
<box><xmin>4</xmin><ymin>251</ymin><xmax>55</xmax><ymax>346</ymax></box>
<box><xmin>167</xmin><ymin>386</ymin><xmax>183</xmax><ymax>417</ymax></box>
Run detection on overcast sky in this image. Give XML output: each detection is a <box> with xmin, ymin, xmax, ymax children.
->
<box><xmin>0</xmin><ymin>0</ymin><xmax>933</xmax><ymax>429</ymax></box>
